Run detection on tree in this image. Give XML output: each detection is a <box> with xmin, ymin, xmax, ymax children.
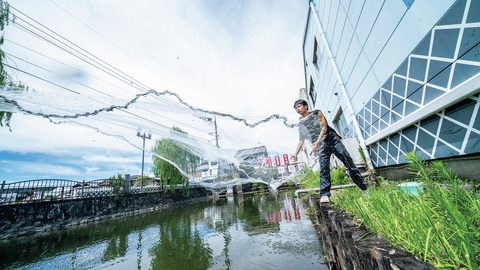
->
<box><xmin>151</xmin><ymin>127</ymin><xmax>200</xmax><ymax>193</ymax></box>
<box><xmin>0</xmin><ymin>2</ymin><xmax>12</xmax><ymax>128</ymax></box>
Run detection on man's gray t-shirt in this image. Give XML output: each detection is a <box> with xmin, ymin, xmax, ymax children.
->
<box><xmin>299</xmin><ymin>109</ymin><xmax>323</xmax><ymax>143</ymax></box>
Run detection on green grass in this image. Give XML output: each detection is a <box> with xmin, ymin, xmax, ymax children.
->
<box><xmin>334</xmin><ymin>152</ymin><xmax>480</xmax><ymax>269</ymax></box>
<box><xmin>299</xmin><ymin>167</ymin><xmax>351</xmax><ymax>189</ymax></box>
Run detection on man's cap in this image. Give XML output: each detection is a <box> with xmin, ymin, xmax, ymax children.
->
<box><xmin>293</xmin><ymin>99</ymin><xmax>308</xmax><ymax>108</ymax></box>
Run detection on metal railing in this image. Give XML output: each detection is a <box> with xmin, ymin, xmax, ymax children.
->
<box><xmin>0</xmin><ymin>176</ymin><xmax>164</xmax><ymax>205</ymax></box>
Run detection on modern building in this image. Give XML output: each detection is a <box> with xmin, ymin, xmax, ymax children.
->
<box><xmin>234</xmin><ymin>146</ymin><xmax>269</xmax><ymax>164</ymax></box>
<box><xmin>302</xmin><ymin>0</ymin><xmax>480</xmax><ymax>177</ymax></box>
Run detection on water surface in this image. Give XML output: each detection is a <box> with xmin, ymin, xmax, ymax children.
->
<box><xmin>0</xmin><ymin>192</ymin><xmax>327</xmax><ymax>269</ymax></box>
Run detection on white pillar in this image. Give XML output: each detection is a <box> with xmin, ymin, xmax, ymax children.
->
<box><xmin>309</xmin><ymin>1</ymin><xmax>374</xmax><ymax>170</ymax></box>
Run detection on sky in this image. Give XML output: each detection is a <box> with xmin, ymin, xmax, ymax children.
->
<box><xmin>0</xmin><ymin>0</ymin><xmax>308</xmax><ymax>182</ymax></box>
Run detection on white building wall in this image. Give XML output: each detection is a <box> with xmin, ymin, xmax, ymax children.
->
<box><xmin>303</xmin><ymin>0</ymin><xmax>480</xmax><ymax>167</ymax></box>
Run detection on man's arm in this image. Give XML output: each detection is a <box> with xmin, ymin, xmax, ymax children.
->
<box><xmin>311</xmin><ymin>111</ymin><xmax>328</xmax><ymax>152</ymax></box>
<box><xmin>291</xmin><ymin>140</ymin><xmax>304</xmax><ymax>162</ymax></box>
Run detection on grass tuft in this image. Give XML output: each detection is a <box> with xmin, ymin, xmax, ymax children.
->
<box><xmin>334</xmin><ymin>152</ymin><xmax>480</xmax><ymax>269</ymax></box>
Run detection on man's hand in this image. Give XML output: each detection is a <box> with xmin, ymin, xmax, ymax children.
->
<box><xmin>311</xmin><ymin>141</ymin><xmax>320</xmax><ymax>152</ymax></box>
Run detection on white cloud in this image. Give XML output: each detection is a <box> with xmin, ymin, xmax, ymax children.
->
<box><xmin>1</xmin><ymin>0</ymin><xmax>308</xmax><ymax>179</ymax></box>
<box><xmin>0</xmin><ymin>160</ymin><xmax>80</xmax><ymax>176</ymax></box>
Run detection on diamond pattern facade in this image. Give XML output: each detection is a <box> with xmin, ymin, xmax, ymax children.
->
<box><xmin>369</xmin><ymin>94</ymin><xmax>480</xmax><ymax>166</ymax></box>
<box><xmin>355</xmin><ymin>0</ymin><xmax>480</xmax><ymax>167</ymax></box>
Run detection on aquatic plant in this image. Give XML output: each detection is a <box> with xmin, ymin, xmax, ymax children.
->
<box><xmin>334</xmin><ymin>152</ymin><xmax>480</xmax><ymax>269</ymax></box>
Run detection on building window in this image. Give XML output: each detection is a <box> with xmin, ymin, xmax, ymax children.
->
<box><xmin>309</xmin><ymin>78</ymin><xmax>317</xmax><ymax>106</ymax></box>
<box><xmin>312</xmin><ymin>38</ymin><xmax>320</xmax><ymax>68</ymax></box>
<box><xmin>333</xmin><ymin>109</ymin><xmax>355</xmax><ymax>139</ymax></box>
<box><xmin>402</xmin><ymin>0</ymin><xmax>414</xmax><ymax>8</ymax></box>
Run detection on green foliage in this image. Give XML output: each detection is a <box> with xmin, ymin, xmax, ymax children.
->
<box><xmin>251</xmin><ymin>182</ymin><xmax>267</xmax><ymax>192</ymax></box>
<box><xmin>331</xmin><ymin>167</ymin><xmax>350</xmax><ymax>185</ymax></box>
<box><xmin>300</xmin><ymin>169</ymin><xmax>320</xmax><ymax>189</ymax></box>
<box><xmin>298</xmin><ymin>166</ymin><xmax>350</xmax><ymax>189</ymax></box>
<box><xmin>335</xmin><ymin>152</ymin><xmax>480</xmax><ymax>269</ymax></box>
<box><xmin>109</xmin><ymin>173</ymin><xmax>124</xmax><ymax>195</ymax></box>
<box><xmin>151</xmin><ymin>127</ymin><xmax>200</xmax><ymax>194</ymax></box>
<box><xmin>0</xmin><ymin>2</ymin><xmax>11</xmax><ymax>129</ymax></box>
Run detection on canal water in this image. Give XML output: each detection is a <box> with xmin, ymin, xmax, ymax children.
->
<box><xmin>0</xmin><ymin>192</ymin><xmax>327</xmax><ymax>270</ymax></box>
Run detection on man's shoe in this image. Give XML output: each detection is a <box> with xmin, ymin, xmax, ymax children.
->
<box><xmin>320</xmin><ymin>196</ymin><xmax>330</xmax><ymax>203</ymax></box>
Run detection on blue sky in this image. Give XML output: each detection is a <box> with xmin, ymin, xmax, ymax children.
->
<box><xmin>0</xmin><ymin>0</ymin><xmax>308</xmax><ymax>182</ymax></box>
<box><xmin>0</xmin><ymin>148</ymin><xmax>150</xmax><ymax>182</ymax></box>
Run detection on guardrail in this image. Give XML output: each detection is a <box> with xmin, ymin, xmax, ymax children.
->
<box><xmin>0</xmin><ymin>176</ymin><xmax>164</xmax><ymax>205</ymax></box>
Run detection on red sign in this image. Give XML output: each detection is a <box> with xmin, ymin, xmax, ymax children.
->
<box><xmin>275</xmin><ymin>156</ymin><xmax>281</xmax><ymax>166</ymax></box>
<box><xmin>266</xmin><ymin>157</ymin><xmax>273</xmax><ymax>167</ymax></box>
<box><xmin>283</xmin><ymin>154</ymin><xmax>290</xmax><ymax>165</ymax></box>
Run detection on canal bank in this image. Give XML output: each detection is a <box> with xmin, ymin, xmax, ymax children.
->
<box><xmin>308</xmin><ymin>195</ymin><xmax>435</xmax><ymax>270</ymax></box>
<box><xmin>0</xmin><ymin>186</ymin><xmax>211</xmax><ymax>241</ymax></box>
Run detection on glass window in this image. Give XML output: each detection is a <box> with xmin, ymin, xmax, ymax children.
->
<box><xmin>404</xmin><ymin>100</ymin><xmax>419</xmax><ymax>116</ymax></box>
<box><xmin>460</xmin><ymin>38</ymin><xmax>480</xmax><ymax>62</ymax></box>
<box><xmin>438</xmin><ymin>0</ymin><xmax>466</xmax><ymax>25</ymax></box>
<box><xmin>309</xmin><ymin>77</ymin><xmax>317</xmax><ymax>106</ymax></box>
<box><xmin>444</xmin><ymin>98</ymin><xmax>476</xmax><ymax>126</ymax></box>
<box><xmin>465</xmin><ymin>132</ymin><xmax>480</xmax><ymax>154</ymax></box>
<box><xmin>473</xmin><ymin>105</ymin><xmax>480</xmax><ymax>131</ymax></box>
<box><xmin>391</xmin><ymin>111</ymin><xmax>402</xmax><ymax>123</ymax></box>
<box><xmin>451</xmin><ymin>63</ymin><xmax>480</xmax><ymax>88</ymax></box>
<box><xmin>382</xmin><ymin>77</ymin><xmax>392</xmax><ymax>91</ymax></box>
<box><xmin>371</xmin><ymin>100</ymin><xmax>380</xmax><ymax>118</ymax></box>
<box><xmin>333</xmin><ymin>109</ymin><xmax>356</xmax><ymax>139</ymax></box>
<box><xmin>459</xmin><ymin>27</ymin><xmax>480</xmax><ymax>58</ymax></box>
<box><xmin>393</xmin><ymin>100</ymin><xmax>404</xmax><ymax>116</ymax></box>
<box><xmin>434</xmin><ymin>140</ymin><xmax>459</xmax><ymax>157</ymax></box>
<box><xmin>406</xmin><ymin>80</ymin><xmax>423</xmax><ymax>100</ymax></box>
<box><xmin>380</xmin><ymin>89</ymin><xmax>391</xmax><ymax>108</ymax></box>
<box><xmin>402</xmin><ymin>0</ymin><xmax>414</xmax><ymax>9</ymax></box>
<box><xmin>400</xmin><ymin>135</ymin><xmax>415</xmax><ymax>154</ymax></box>
<box><xmin>431</xmin><ymin>28</ymin><xmax>460</xmax><ymax>59</ymax></box>
<box><xmin>408</xmin><ymin>57</ymin><xmax>427</xmax><ymax>81</ymax></box>
<box><xmin>410</xmin><ymin>86</ymin><xmax>424</xmax><ymax>105</ymax></box>
<box><xmin>424</xmin><ymin>86</ymin><xmax>445</xmax><ymax>104</ymax></box>
<box><xmin>417</xmin><ymin>129</ymin><xmax>435</xmax><ymax>155</ymax></box>
<box><xmin>439</xmin><ymin>118</ymin><xmax>467</xmax><ymax>150</ymax></box>
<box><xmin>402</xmin><ymin>125</ymin><xmax>417</xmax><ymax>143</ymax></box>
<box><xmin>391</xmin><ymin>94</ymin><xmax>403</xmax><ymax>110</ymax></box>
<box><xmin>392</xmin><ymin>77</ymin><xmax>406</xmax><ymax>97</ymax></box>
<box><xmin>395</xmin><ymin>59</ymin><xmax>408</xmax><ymax>77</ymax></box>
<box><xmin>427</xmin><ymin>60</ymin><xmax>451</xmax><ymax>88</ymax></box>
<box><xmin>412</xmin><ymin>32</ymin><xmax>431</xmax><ymax>56</ymax></box>
<box><xmin>419</xmin><ymin>114</ymin><xmax>441</xmax><ymax>135</ymax></box>
<box><xmin>390</xmin><ymin>133</ymin><xmax>400</xmax><ymax>147</ymax></box>
<box><xmin>467</xmin><ymin>0</ymin><xmax>480</xmax><ymax>23</ymax></box>
<box><xmin>312</xmin><ymin>38</ymin><xmax>320</xmax><ymax>68</ymax></box>
<box><xmin>369</xmin><ymin>147</ymin><xmax>378</xmax><ymax>166</ymax></box>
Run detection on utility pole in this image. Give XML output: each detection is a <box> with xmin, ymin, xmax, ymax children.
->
<box><xmin>136</xmin><ymin>129</ymin><xmax>152</xmax><ymax>190</ymax></box>
<box><xmin>205</xmin><ymin>116</ymin><xmax>220</xmax><ymax>148</ymax></box>
<box><xmin>213</xmin><ymin>116</ymin><xmax>219</xmax><ymax>148</ymax></box>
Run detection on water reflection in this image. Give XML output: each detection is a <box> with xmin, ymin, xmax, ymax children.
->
<box><xmin>0</xmin><ymin>192</ymin><xmax>326</xmax><ymax>270</ymax></box>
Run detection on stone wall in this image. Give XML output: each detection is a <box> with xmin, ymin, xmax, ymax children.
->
<box><xmin>0</xmin><ymin>187</ymin><xmax>211</xmax><ymax>241</ymax></box>
<box><xmin>309</xmin><ymin>196</ymin><xmax>436</xmax><ymax>270</ymax></box>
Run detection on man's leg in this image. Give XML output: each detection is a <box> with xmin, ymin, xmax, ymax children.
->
<box><xmin>332</xmin><ymin>137</ymin><xmax>367</xmax><ymax>190</ymax></box>
<box><xmin>319</xmin><ymin>145</ymin><xmax>332</xmax><ymax>197</ymax></box>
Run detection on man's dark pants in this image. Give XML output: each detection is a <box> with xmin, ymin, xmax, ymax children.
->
<box><xmin>319</xmin><ymin>132</ymin><xmax>367</xmax><ymax>197</ymax></box>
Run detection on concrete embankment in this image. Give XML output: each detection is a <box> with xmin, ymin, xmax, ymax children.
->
<box><xmin>0</xmin><ymin>187</ymin><xmax>211</xmax><ymax>241</ymax></box>
<box><xmin>308</xmin><ymin>196</ymin><xmax>436</xmax><ymax>270</ymax></box>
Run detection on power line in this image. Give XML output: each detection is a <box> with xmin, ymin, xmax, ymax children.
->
<box><xmin>2</xmin><ymin>62</ymin><xmax>80</xmax><ymax>95</ymax></box>
<box><xmin>5</xmin><ymin>38</ymin><xmax>139</xmax><ymax>95</ymax></box>
<box><xmin>48</xmin><ymin>0</ymin><xmax>166</xmax><ymax>83</ymax></box>
<box><xmin>9</xmin><ymin>4</ymin><xmax>151</xmax><ymax>91</ymax></box>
